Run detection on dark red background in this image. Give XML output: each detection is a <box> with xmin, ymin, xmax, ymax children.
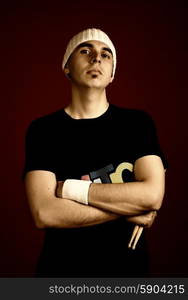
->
<box><xmin>1</xmin><ymin>0</ymin><xmax>187</xmax><ymax>277</ymax></box>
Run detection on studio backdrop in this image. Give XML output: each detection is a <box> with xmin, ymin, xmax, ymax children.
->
<box><xmin>0</xmin><ymin>0</ymin><xmax>187</xmax><ymax>277</ymax></box>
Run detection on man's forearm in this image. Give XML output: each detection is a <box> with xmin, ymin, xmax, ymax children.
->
<box><xmin>24</xmin><ymin>171</ymin><xmax>120</xmax><ymax>230</ymax></box>
<box><xmin>56</xmin><ymin>182</ymin><xmax>157</xmax><ymax>227</ymax></box>
<box><xmin>38</xmin><ymin>196</ymin><xmax>120</xmax><ymax>229</ymax></box>
<box><xmin>88</xmin><ymin>181</ymin><xmax>162</xmax><ymax>215</ymax></box>
<box><xmin>40</xmin><ymin>194</ymin><xmax>155</xmax><ymax>229</ymax></box>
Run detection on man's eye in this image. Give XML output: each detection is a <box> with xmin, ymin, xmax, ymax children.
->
<box><xmin>80</xmin><ymin>49</ymin><xmax>90</xmax><ymax>54</ymax></box>
<box><xmin>101</xmin><ymin>53</ymin><xmax>110</xmax><ymax>59</ymax></box>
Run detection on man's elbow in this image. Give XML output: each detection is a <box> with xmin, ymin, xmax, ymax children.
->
<box><xmin>29</xmin><ymin>197</ymin><xmax>58</xmax><ymax>229</ymax></box>
<box><xmin>32</xmin><ymin>209</ymin><xmax>46</xmax><ymax>229</ymax></box>
<box><xmin>30</xmin><ymin>206</ymin><xmax>49</xmax><ymax>229</ymax></box>
<box><xmin>149</xmin><ymin>190</ymin><xmax>164</xmax><ymax>211</ymax></box>
<box><xmin>33</xmin><ymin>207</ymin><xmax>64</xmax><ymax>229</ymax></box>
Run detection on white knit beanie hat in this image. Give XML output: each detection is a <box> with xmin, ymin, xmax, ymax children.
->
<box><xmin>62</xmin><ymin>28</ymin><xmax>116</xmax><ymax>79</ymax></box>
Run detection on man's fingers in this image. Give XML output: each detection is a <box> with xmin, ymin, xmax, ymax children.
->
<box><xmin>81</xmin><ymin>175</ymin><xmax>90</xmax><ymax>181</ymax></box>
<box><xmin>147</xmin><ymin>211</ymin><xmax>157</xmax><ymax>227</ymax></box>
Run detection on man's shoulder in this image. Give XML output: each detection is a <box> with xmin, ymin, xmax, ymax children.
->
<box><xmin>110</xmin><ymin>104</ymin><xmax>151</xmax><ymax>120</ymax></box>
<box><xmin>28</xmin><ymin>108</ymin><xmax>66</xmax><ymax>129</ymax></box>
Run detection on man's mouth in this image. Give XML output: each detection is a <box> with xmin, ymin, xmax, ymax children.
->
<box><xmin>86</xmin><ymin>69</ymin><xmax>102</xmax><ymax>75</ymax></box>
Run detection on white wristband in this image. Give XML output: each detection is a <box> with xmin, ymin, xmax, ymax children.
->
<box><xmin>62</xmin><ymin>179</ymin><xmax>92</xmax><ymax>205</ymax></box>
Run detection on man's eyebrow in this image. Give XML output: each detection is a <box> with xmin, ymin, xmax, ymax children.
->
<box><xmin>102</xmin><ymin>47</ymin><xmax>112</xmax><ymax>55</ymax></box>
<box><xmin>77</xmin><ymin>42</ymin><xmax>93</xmax><ymax>49</ymax></box>
<box><xmin>77</xmin><ymin>42</ymin><xmax>112</xmax><ymax>55</ymax></box>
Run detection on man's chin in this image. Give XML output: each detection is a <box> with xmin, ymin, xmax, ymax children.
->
<box><xmin>73</xmin><ymin>77</ymin><xmax>110</xmax><ymax>89</ymax></box>
<box><xmin>84</xmin><ymin>78</ymin><xmax>110</xmax><ymax>89</ymax></box>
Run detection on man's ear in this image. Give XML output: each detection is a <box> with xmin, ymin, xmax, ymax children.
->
<box><xmin>64</xmin><ymin>66</ymin><xmax>70</xmax><ymax>75</ymax></box>
<box><xmin>64</xmin><ymin>66</ymin><xmax>71</xmax><ymax>79</ymax></box>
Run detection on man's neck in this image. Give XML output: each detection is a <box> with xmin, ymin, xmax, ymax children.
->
<box><xmin>65</xmin><ymin>86</ymin><xmax>109</xmax><ymax>119</ymax></box>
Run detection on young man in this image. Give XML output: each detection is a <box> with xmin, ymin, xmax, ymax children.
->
<box><xmin>23</xmin><ymin>28</ymin><xmax>167</xmax><ymax>277</ymax></box>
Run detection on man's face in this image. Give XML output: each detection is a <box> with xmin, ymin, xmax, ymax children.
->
<box><xmin>64</xmin><ymin>40</ymin><xmax>114</xmax><ymax>89</ymax></box>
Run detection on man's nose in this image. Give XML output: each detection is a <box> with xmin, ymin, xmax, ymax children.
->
<box><xmin>90</xmin><ymin>52</ymin><xmax>101</xmax><ymax>64</ymax></box>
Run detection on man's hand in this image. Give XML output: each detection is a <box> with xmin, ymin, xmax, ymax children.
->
<box><xmin>126</xmin><ymin>211</ymin><xmax>157</xmax><ymax>228</ymax></box>
<box><xmin>127</xmin><ymin>211</ymin><xmax>157</xmax><ymax>249</ymax></box>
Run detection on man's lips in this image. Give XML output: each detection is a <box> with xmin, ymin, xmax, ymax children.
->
<box><xmin>86</xmin><ymin>69</ymin><xmax>102</xmax><ymax>75</ymax></box>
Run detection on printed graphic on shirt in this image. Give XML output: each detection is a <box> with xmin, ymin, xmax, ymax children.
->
<box><xmin>82</xmin><ymin>162</ymin><xmax>134</xmax><ymax>183</ymax></box>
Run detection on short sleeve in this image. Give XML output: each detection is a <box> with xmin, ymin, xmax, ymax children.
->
<box><xmin>22</xmin><ymin>119</ymin><xmax>56</xmax><ymax>179</ymax></box>
<box><xmin>134</xmin><ymin>111</ymin><xmax>168</xmax><ymax>169</ymax></box>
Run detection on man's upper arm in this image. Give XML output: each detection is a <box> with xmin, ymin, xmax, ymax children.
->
<box><xmin>134</xmin><ymin>155</ymin><xmax>165</xmax><ymax>209</ymax></box>
<box><xmin>24</xmin><ymin>170</ymin><xmax>57</xmax><ymax>227</ymax></box>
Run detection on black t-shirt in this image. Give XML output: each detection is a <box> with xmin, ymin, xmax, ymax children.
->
<box><xmin>23</xmin><ymin>104</ymin><xmax>167</xmax><ymax>277</ymax></box>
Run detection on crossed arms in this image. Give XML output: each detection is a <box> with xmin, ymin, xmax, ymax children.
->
<box><xmin>24</xmin><ymin>155</ymin><xmax>165</xmax><ymax>230</ymax></box>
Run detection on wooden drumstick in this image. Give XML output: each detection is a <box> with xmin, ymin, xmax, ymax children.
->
<box><xmin>128</xmin><ymin>225</ymin><xmax>139</xmax><ymax>248</ymax></box>
<box><xmin>132</xmin><ymin>227</ymin><xmax>143</xmax><ymax>250</ymax></box>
